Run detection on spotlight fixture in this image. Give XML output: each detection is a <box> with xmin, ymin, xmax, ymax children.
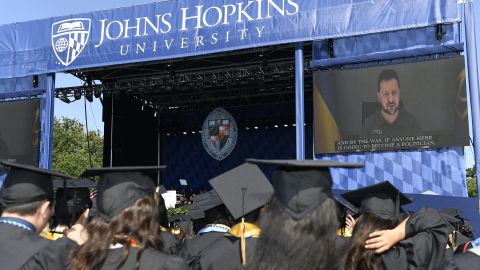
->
<box><xmin>32</xmin><ymin>75</ymin><xmax>39</xmax><ymax>88</ymax></box>
<box><xmin>85</xmin><ymin>90</ymin><xmax>93</xmax><ymax>102</ymax></box>
<box><xmin>59</xmin><ymin>92</ymin><xmax>71</xmax><ymax>104</ymax></box>
<box><xmin>74</xmin><ymin>90</ymin><xmax>82</xmax><ymax>100</ymax></box>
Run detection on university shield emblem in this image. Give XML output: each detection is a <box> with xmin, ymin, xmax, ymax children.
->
<box><xmin>51</xmin><ymin>18</ymin><xmax>91</xmax><ymax>66</ymax></box>
<box><xmin>202</xmin><ymin>108</ymin><xmax>238</xmax><ymax>161</ymax></box>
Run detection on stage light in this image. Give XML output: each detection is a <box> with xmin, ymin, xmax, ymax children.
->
<box><xmin>85</xmin><ymin>90</ymin><xmax>93</xmax><ymax>102</ymax></box>
<box><xmin>74</xmin><ymin>90</ymin><xmax>82</xmax><ymax>100</ymax></box>
<box><xmin>254</xmin><ymin>126</ymin><xmax>259</xmax><ymax>130</ymax></box>
<box><xmin>292</xmin><ymin>123</ymin><xmax>296</xmax><ymax>127</ymax></box>
<box><xmin>191</xmin><ymin>131</ymin><xmax>196</xmax><ymax>134</ymax></box>
<box><xmin>59</xmin><ymin>92</ymin><xmax>71</xmax><ymax>104</ymax></box>
<box><xmin>274</xmin><ymin>125</ymin><xmax>279</xmax><ymax>128</ymax></box>
<box><xmin>183</xmin><ymin>131</ymin><xmax>187</xmax><ymax>135</ymax></box>
<box><xmin>94</xmin><ymin>89</ymin><xmax>102</xmax><ymax>98</ymax></box>
<box><xmin>32</xmin><ymin>75</ymin><xmax>39</xmax><ymax>88</ymax></box>
<box><xmin>245</xmin><ymin>127</ymin><xmax>250</xmax><ymax>130</ymax></box>
<box><xmin>327</xmin><ymin>39</ymin><xmax>335</xmax><ymax>58</ymax></box>
<box><xmin>284</xmin><ymin>124</ymin><xmax>289</xmax><ymax>127</ymax></box>
<box><xmin>166</xmin><ymin>133</ymin><xmax>171</xmax><ymax>136</ymax></box>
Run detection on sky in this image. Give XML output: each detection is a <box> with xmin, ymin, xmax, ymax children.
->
<box><xmin>0</xmin><ymin>0</ymin><xmax>478</xmax><ymax>168</ymax></box>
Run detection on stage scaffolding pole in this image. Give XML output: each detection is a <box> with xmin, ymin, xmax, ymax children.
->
<box><xmin>295</xmin><ymin>42</ymin><xmax>305</xmax><ymax>160</ymax></box>
<box><xmin>40</xmin><ymin>73</ymin><xmax>55</xmax><ymax>169</ymax></box>
<box><xmin>109</xmin><ymin>94</ymin><xmax>114</xmax><ymax>167</ymax></box>
<box><xmin>463</xmin><ymin>1</ymin><xmax>480</xmax><ymax>209</ymax></box>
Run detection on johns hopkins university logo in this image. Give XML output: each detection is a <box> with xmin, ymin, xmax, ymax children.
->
<box><xmin>51</xmin><ymin>18</ymin><xmax>91</xmax><ymax>66</ymax></box>
<box><xmin>202</xmin><ymin>108</ymin><xmax>238</xmax><ymax>161</ymax></box>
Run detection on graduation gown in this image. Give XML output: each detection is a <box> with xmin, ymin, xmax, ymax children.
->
<box><xmin>161</xmin><ymin>230</ymin><xmax>181</xmax><ymax>255</ymax></box>
<box><xmin>20</xmin><ymin>237</ymin><xmax>78</xmax><ymax>270</ymax></box>
<box><xmin>197</xmin><ymin>223</ymin><xmax>260</xmax><ymax>270</ymax></box>
<box><xmin>380</xmin><ymin>207</ymin><xmax>449</xmax><ymax>270</ymax></box>
<box><xmin>0</xmin><ymin>222</ymin><xmax>50</xmax><ymax>269</ymax></box>
<box><xmin>99</xmin><ymin>247</ymin><xmax>188</xmax><ymax>270</ymax></box>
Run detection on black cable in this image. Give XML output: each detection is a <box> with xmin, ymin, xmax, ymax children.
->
<box><xmin>84</xmin><ymin>97</ymin><xmax>93</xmax><ymax>167</ymax></box>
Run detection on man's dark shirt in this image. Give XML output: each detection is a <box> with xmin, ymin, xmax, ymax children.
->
<box><xmin>361</xmin><ymin>109</ymin><xmax>421</xmax><ymax>138</ymax></box>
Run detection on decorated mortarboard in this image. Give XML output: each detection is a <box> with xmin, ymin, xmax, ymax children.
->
<box><xmin>209</xmin><ymin>163</ymin><xmax>274</xmax><ymax>220</ymax></box>
<box><xmin>341</xmin><ymin>181</ymin><xmax>411</xmax><ymax>221</ymax></box>
<box><xmin>0</xmin><ymin>161</ymin><xmax>70</xmax><ymax>208</ymax></box>
<box><xmin>246</xmin><ymin>159</ymin><xmax>362</xmax><ymax>220</ymax></box>
<box><xmin>80</xmin><ymin>166</ymin><xmax>166</xmax><ymax>221</ymax></box>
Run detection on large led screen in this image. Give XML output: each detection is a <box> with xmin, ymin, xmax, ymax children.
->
<box><xmin>313</xmin><ymin>57</ymin><xmax>468</xmax><ymax>154</ymax></box>
<box><xmin>0</xmin><ymin>99</ymin><xmax>40</xmax><ymax>165</ymax></box>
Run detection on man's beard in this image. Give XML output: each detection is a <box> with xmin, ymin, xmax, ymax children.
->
<box><xmin>382</xmin><ymin>103</ymin><xmax>398</xmax><ymax>115</ymax></box>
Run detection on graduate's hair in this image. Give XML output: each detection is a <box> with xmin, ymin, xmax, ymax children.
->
<box><xmin>342</xmin><ymin>213</ymin><xmax>397</xmax><ymax>270</ymax></box>
<box><xmin>247</xmin><ymin>196</ymin><xmax>338</xmax><ymax>270</ymax></box>
<box><xmin>53</xmin><ymin>188</ymin><xmax>92</xmax><ymax>228</ymax></box>
<box><xmin>69</xmin><ymin>196</ymin><xmax>164</xmax><ymax>270</ymax></box>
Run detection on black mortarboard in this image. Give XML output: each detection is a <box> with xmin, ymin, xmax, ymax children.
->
<box><xmin>0</xmin><ymin>161</ymin><xmax>70</xmax><ymax>208</ymax></box>
<box><xmin>209</xmin><ymin>163</ymin><xmax>274</xmax><ymax>220</ymax></box>
<box><xmin>186</xmin><ymin>204</ymin><xmax>205</xmax><ymax>220</ymax></box>
<box><xmin>53</xmin><ymin>179</ymin><xmax>97</xmax><ymax>189</ymax></box>
<box><xmin>192</xmin><ymin>189</ymin><xmax>223</xmax><ymax>212</ymax></box>
<box><xmin>341</xmin><ymin>181</ymin><xmax>411</xmax><ymax>221</ymax></box>
<box><xmin>246</xmin><ymin>159</ymin><xmax>362</xmax><ymax>220</ymax></box>
<box><xmin>81</xmin><ymin>166</ymin><xmax>166</xmax><ymax>221</ymax></box>
<box><xmin>335</xmin><ymin>194</ymin><xmax>359</xmax><ymax>218</ymax></box>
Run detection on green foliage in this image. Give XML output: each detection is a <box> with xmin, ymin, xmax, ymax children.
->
<box><xmin>467</xmin><ymin>166</ymin><xmax>477</xmax><ymax>197</ymax></box>
<box><xmin>52</xmin><ymin>116</ymin><xmax>103</xmax><ymax>178</ymax></box>
<box><xmin>167</xmin><ymin>205</ymin><xmax>189</xmax><ymax>216</ymax></box>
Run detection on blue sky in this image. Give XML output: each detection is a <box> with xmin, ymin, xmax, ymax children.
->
<box><xmin>0</xmin><ymin>0</ymin><xmax>478</xmax><ymax>167</ymax></box>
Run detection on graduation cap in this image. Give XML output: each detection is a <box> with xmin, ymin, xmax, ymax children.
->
<box><xmin>81</xmin><ymin>166</ymin><xmax>166</xmax><ymax>221</ymax></box>
<box><xmin>0</xmin><ymin>161</ymin><xmax>70</xmax><ymax>208</ymax></box>
<box><xmin>192</xmin><ymin>189</ymin><xmax>223</xmax><ymax>212</ymax></box>
<box><xmin>186</xmin><ymin>204</ymin><xmax>205</xmax><ymax>220</ymax></box>
<box><xmin>209</xmin><ymin>163</ymin><xmax>274</xmax><ymax>220</ymax></box>
<box><xmin>246</xmin><ymin>159</ymin><xmax>362</xmax><ymax>220</ymax></box>
<box><xmin>341</xmin><ymin>181</ymin><xmax>412</xmax><ymax>222</ymax></box>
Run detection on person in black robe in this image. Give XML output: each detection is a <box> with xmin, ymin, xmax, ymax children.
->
<box><xmin>0</xmin><ymin>161</ymin><xmax>81</xmax><ymax>270</ymax></box>
<box><xmin>340</xmin><ymin>181</ymin><xmax>450</xmax><ymax>270</ymax></box>
<box><xmin>196</xmin><ymin>163</ymin><xmax>274</xmax><ymax>270</ymax></box>
<box><xmin>178</xmin><ymin>189</ymin><xmax>231</xmax><ymax>268</ymax></box>
<box><xmin>245</xmin><ymin>159</ymin><xmax>361</xmax><ymax>270</ymax></box>
<box><xmin>68</xmin><ymin>166</ymin><xmax>188</xmax><ymax>270</ymax></box>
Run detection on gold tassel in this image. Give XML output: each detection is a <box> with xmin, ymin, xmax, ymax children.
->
<box><xmin>241</xmin><ymin>217</ymin><xmax>246</xmax><ymax>267</ymax></box>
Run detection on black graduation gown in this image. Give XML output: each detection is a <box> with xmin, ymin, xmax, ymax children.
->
<box><xmin>161</xmin><ymin>230</ymin><xmax>181</xmax><ymax>255</ymax></box>
<box><xmin>380</xmin><ymin>207</ymin><xmax>449</xmax><ymax>270</ymax></box>
<box><xmin>20</xmin><ymin>237</ymin><xmax>78</xmax><ymax>270</ymax></box>
<box><xmin>0</xmin><ymin>223</ymin><xmax>50</xmax><ymax>269</ymax></box>
<box><xmin>179</xmin><ymin>232</ymin><xmax>225</xmax><ymax>267</ymax></box>
<box><xmin>99</xmin><ymin>247</ymin><xmax>188</xmax><ymax>270</ymax></box>
<box><xmin>198</xmin><ymin>236</ymin><xmax>258</xmax><ymax>270</ymax></box>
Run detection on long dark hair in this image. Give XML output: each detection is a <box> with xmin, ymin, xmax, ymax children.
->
<box><xmin>247</xmin><ymin>196</ymin><xmax>338</xmax><ymax>270</ymax></box>
<box><xmin>69</xmin><ymin>196</ymin><xmax>164</xmax><ymax>270</ymax></box>
<box><xmin>342</xmin><ymin>213</ymin><xmax>397</xmax><ymax>270</ymax></box>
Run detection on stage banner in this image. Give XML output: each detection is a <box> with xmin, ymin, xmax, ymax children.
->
<box><xmin>0</xmin><ymin>99</ymin><xmax>41</xmax><ymax>166</ymax></box>
<box><xmin>0</xmin><ymin>0</ymin><xmax>459</xmax><ymax>78</ymax></box>
<box><xmin>313</xmin><ymin>57</ymin><xmax>469</xmax><ymax>154</ymax></box>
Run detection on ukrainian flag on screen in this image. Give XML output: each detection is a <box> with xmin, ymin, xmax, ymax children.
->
<box><xmin>313</xmin><ymin>72</ymin><xmax>342</xmax><ymax>154</ymax></box>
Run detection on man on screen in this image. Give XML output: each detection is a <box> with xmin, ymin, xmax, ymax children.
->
<box><xmin>361</xmin><ymin>69</ymin><xmax>421</xmax><ymax>138</ymax></box>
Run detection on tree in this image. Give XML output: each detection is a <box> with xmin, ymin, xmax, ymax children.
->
<box><xmin>52</xmin><ymin>117</ymin><xmax>103</xmax><ymax>178</ymax></box>
<box><xmin>466</xmin><ymin>166</ymin><xmax>477</xmax><ymax>197</ymax></box>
